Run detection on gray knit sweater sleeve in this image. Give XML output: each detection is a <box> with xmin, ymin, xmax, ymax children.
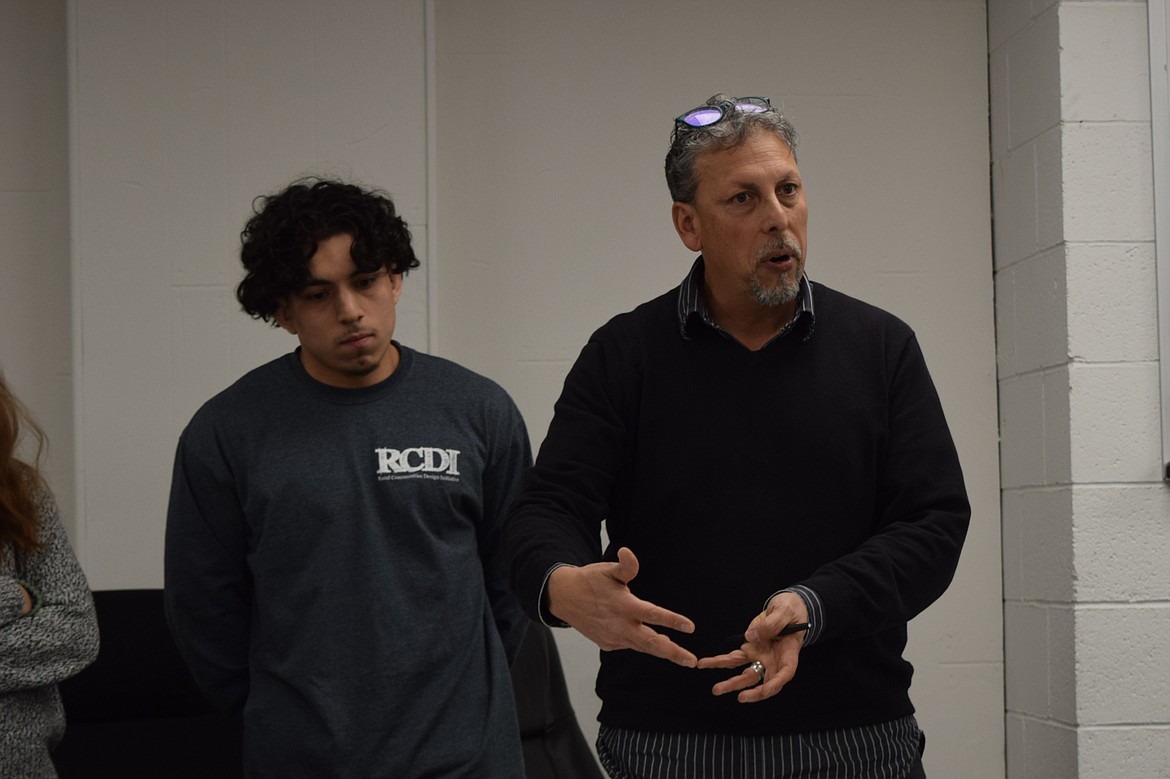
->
<box><xmin>1</xmin><ymin>488</ymin><xmax>99</xmax><ymax>777</ymax></box>
<box><xmin>0</xmin><ymin>488</ymin><xmax>99</xmax><ymax>689</ymax></box>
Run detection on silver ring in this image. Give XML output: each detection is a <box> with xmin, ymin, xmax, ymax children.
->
<box><xmin>749</xmin><ymin>660</ymin><xmax>765</xmax><ymax>685</ymax></box>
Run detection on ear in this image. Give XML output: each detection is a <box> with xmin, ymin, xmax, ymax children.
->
<box><xmin>274</xmin><ymin>301</ymin><xmax>297</xmax><ymax>335</ymax></box>
<box><xmin>671</xmin><ymin>202</ymin><xmax>703</xmax><ymax>253</ymax></box>
<box><xmin>388</xmin><ymin>273</ymin><xmax>404</xmax><ymax>305</ymax></box>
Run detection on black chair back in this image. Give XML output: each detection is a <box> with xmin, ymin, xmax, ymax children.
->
<box><xmin>511</xmin><ymin>622</ymin><xmax>604</xmax><ymax>779</ymax></box>
<box><xmin>51</xmin><ymin>589</ymin><xmax>243</xmax><ymax>778</ymax></box>
<box><xmin>53</xmin><ymin>592</ymin><xmax>601</xmax><ymax>778</ymax></box>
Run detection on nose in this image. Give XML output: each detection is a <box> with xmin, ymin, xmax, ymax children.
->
<box><xmin>334</xmin><ymin>287</ymin><xmax>363</xmax><ymax>323</ymax></box>
<box><xmin>761</xmin><ymin>192</ymin><xmax>790</xmax><ymax>232</ymax></box>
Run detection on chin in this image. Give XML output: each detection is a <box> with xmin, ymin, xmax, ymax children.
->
<box><xmin>346</xmin><ymin>362</ymin><xmax>381</xmax><ymax>377</ymax></box>
<box><xmin>751</xmin><ymin>281</ymin><xmax>800</xmax><ymax>308</ymax></box>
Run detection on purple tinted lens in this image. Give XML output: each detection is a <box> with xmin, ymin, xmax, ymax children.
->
<box><xmin>736</xmin><ymin>102</ymin><xmax>767</xmax><ymax>113</ymax></box>
<box><xmin>683</xmin><ymin>107</ymin><xmax>725</xmax><ymax>127</ymax></box>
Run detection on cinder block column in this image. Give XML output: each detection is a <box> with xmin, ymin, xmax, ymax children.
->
<box><xmin>990</xmin><ymin>0</ymin><xmax>1170</xmax><ymax>775</ymax></box>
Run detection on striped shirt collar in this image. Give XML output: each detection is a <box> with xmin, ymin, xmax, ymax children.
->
<box><xmin>676</xmin><ymin>256</ymin><xmax>816</xmax><ymax>343</ymax></box>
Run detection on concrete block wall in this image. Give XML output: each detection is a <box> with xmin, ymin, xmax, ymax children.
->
<box><xmin>991</xmin><ymin>0</ymin><xmax>1170</xmax><ymax>774</ymax></box>
<box><xmin>0</xmin><ymin>1</ymin><xmax>74</xmax><ymax>528</ymax></box>
<box><xmin>69</xmin><ymin>0</ymin><xmax>429</xmax><ymax>587</ymax></box>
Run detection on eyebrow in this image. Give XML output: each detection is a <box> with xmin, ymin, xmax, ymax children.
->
<box><xmin>725</xmin><ymin>173</ymin><xmax>802</xmax><ymax>193</ymax></box>
<box><xmin>302</xmin><ymin>269</ymin><xmax>383</xmax><ymax>287</ymax></box>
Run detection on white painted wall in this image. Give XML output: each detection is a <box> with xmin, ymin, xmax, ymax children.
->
<box><xmin>990</xmin><ymin>0</ymin><xmax>1170</xmax><ymax>775</ymax></box>
<box><xmin>6</xmin><ymin>1</ymin><xmax>1008</xmax><ymax>773</ymax></box>
<box><xmin>0</xmin><ymin>0</ymin><xmax>74</xmax><ymax>529</ymax></box>
<box><xmin>433</xmin><ymin>1</ymin><xmax>1002</xmax><ymax>774</ymax></box>
<box><xmin>18</xmin><ymin>0</ymin><xmax>1169</xmax><ymax>775</ymax></box>
<box><xmin>69</xmin><ymin>0</ymin><xmax>429</xmax><ymax>586</ymax></box>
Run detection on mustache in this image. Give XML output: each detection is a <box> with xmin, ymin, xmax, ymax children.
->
<box><xmin>757</xmin><ymin>237</ymin><xmax>803</xmax><ymax>263</ymax></box>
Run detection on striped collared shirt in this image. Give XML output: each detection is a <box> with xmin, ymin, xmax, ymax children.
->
<box><xmin>676</xmin><ymin>256</ymin><xmax>816</xmax><ymax>344</ymax></box>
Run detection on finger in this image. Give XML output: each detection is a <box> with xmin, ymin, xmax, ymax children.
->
<box><xmin>630</xmin><ymin>626</ymin><xmax>698</xmax><ymax>668</ymax></box>
<box><xmin>632</xmin><ymin>600</ymin><xmax>695</xmax><ymax>634</ymax></box>
<box><xmin>695</xmin><ymin>650</ymin><xmax>748</xmax><ymax>670</ymax></box>
<box><xmin>747</xmin><ymin>616</ymin><xmax>801</xmax><ymax>644</ymax></box>
<box><xmin>737</xmin><ymin>675</ymin><xmax>788</xmax><ymax>703</ymax></box>
<box><xmin>612</xmin><ymin>546</ymin><xmax>639</xmax><ymax>585</ymax></box>
<box><xmin>745</xmin><ymin>609</ymin><xmax>789</xmax><ymax>643</ymax></box>
<box><xmin>736</xmin><ymin>652</ymin><xmax>799</xmax><ymax>703</ymax></box>
<box><xmin>710</xmin><ymin>667</ymin><xmax>761</xmax><ymax>697</ymax></box>
<box><xmin>748</xmin><ymin>592</ymin><xmax>809</xmax><ymax>642</ymax></box>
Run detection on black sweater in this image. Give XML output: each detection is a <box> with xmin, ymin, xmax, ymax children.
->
<box><xmin>507</xmin><ymin>281</ymin><xmax>970</xmax><ymax>735</ymax></box>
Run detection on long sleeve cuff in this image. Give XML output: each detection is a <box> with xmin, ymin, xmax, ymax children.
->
<box><xmin>537</xmin><ymin>563</ymin><xmax>575</xmax><ymax>627</ymax></box>
<box><xmin>766</xmin><ymin>584</ymin><xmax>825</xmax><ymax>646</ymax></box>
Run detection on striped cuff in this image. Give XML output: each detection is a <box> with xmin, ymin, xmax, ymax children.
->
<box><xmin>767</xmin><ymin>584</ymin><xmax>825</xmax><ymax>646</ymax></box>
<box><xmin>537</xmin><ymin>563</ymin><xmax>576</xmax><ymax>628</ymax></box>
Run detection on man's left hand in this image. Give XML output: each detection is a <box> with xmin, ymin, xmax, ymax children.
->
<box><xmin>696</xmin><ymin>591</ymin><xmax>809</xmax><ymax>703</ymax></box>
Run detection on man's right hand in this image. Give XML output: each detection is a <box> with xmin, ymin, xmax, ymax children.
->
<box><xmin>547</xmin><ymin>546</ymin><xmax>698</xmax><ymax>668</ymax></box>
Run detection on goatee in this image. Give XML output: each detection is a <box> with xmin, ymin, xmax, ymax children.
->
<box><xmin>750</xmin><ymin>238</ymin><xmax>803</xmax><ymax>307</ymax></box>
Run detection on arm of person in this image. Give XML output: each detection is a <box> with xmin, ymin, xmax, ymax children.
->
<box><xmin>506</xmin><ymin>331</ymin><xmax>697</xmax><ymax>667</ymax></box>
<box><xmin>698</xmin><ymin>333</ymin><xmax>968</xmax><ymax>700</ymax></box>
<box><xmin>0</xmin><ymin>579</ymin><xmax>33</xmax><ymax>621</ymax></box>
<box><xmin>792</xmin><ymin>333</ymin><xmax>970</xmax><ymax>641</ymax></box>
<box><xmin>477</xmin><ymin>391</ymin><xmax>535</xmax><ymax>666</ymax></box>
<box><xmin>0</xmin><ymin>489</ymin><xmax>99</xmax><ymax>692</ymax></box>
<box><xmin>163</xmin><ymin>427</ymin><xmax>252</xmax><ymax>714</ymax></box>
<box><xmin>715</xmin><ymin>331</ymin><xmax>968</xmax><ymax>665</ymax></box>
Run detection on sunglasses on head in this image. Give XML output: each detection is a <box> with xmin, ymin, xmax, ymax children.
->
<box><xmin>674</xmin><ymin>96</ymin><xmax>773</xmax><ymax>129</ymax></box>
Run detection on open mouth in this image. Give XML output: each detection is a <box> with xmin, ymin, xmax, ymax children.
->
<box><xmin>764</xmin><ymin>252</ymin><xmax>795</xmax><ymax>270</ymax></box>
<box><xmin>761</xmin><ymin>241</ymin><xmax>801</xmax><ymax>269</ymax></box>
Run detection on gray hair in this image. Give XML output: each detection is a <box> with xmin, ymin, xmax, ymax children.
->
<box><xmin>664</xmin><ymin>93</ymin><xmax>799</xmax><ymax>203</ymax></box>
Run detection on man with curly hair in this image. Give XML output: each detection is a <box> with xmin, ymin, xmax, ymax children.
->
<box><xmin>165</xmin><ymin>178</ymin><xmax>531</xmax><ymax>777</ymax></box>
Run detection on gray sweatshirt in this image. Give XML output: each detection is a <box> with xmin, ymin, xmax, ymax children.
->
<box><xmin>165</xmin><ymin>345</ymin><xmax>530</xmax><ymax>778</ymax></box>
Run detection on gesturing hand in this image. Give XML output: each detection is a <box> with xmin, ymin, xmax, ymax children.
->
<box><xmin>696</xmin><ymin>591</ymin><xmax>809</xmax><ymax>703</ymax></box>
<box><xmin>547</xmin><ymin>546</ymin><xmax>698</xmax><ymax>668</ymax></box>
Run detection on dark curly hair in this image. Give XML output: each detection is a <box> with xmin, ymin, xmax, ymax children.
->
<box><xmin>236</xmin><ymin>178</ymin><xmax>420</xmax><ymax>323</ymax></box>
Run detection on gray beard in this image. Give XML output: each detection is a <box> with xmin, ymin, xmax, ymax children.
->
<box><xmin>749</xmin><ymin>274</ymin><xmax>801</xmax><ymax>307</ymax></box>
